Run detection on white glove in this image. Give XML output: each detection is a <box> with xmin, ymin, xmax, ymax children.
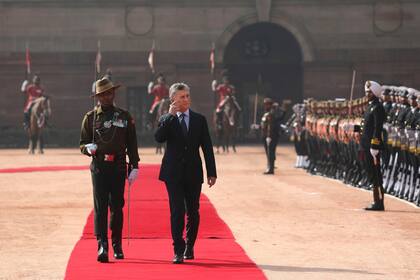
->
<box><xmin>128</xmin><ymin>168</ymin><xmax>139</xmax><ymax>186</ymax></box>
<box><xmin>147</xmin><ymin>81</ymin><xmax>154</xmax><ymax>94</ymax></box>
<box><xmin>211</xmin><ymin>80</ymin><xmax>218</xmax><ymax>91</ymax></box>
<box><xmin>21</xmin><ymin>80</ymin><xmax>29</xmax><ymax>92</ymax></box>
<box><xmin>370</xmin><ymin>148</ymin><xmax>379</xmax><ymax>158</ymax></box>
<box><xmin>85</xmin><ymin>143</ymin><xmax>97</xmax><ymax>155</ymax></box>
<box><xmin>250</xmin><ymin>123</ymin><xmax>260</xmax><ymax>130</ymax></box>
<box><xmin>266</xmin><ymin>137</ymin><xmax>272</xmax><ymax>146</ymax></box>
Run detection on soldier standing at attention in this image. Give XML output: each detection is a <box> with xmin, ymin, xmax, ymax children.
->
<box><xmin>80</xmin><ymin>77</ymin><xmax>140</xmax><ymax>262</ymax></box>
<box><xmin>381</xmin><ymin>87</ymin><xmax>393</xmax><ymax>175</ymax></box>
<box><xmin>381</xmin><ymin>87</ymin><xmax>393</xmax><ymax>116</ymax></box>
<box><xmin>261</xmin><ymin>98</ymin><xmax>281</xmax><ymax>175</ymax></box>
<box><xmin>361</xmin><ymin>81</ymin><xmax>386</xmax><ymax>211</ymax></box>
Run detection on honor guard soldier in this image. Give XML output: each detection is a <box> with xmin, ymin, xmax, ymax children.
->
<box><xmin>21</xmin><ymin>75</ymin><xmax>45</xmax><ymax>130</ymax></box>
<box><xmin>389</xmin><ymin>88</ymin><xmax>411</xmax><ymax>195</ymax></box>
<box><xmin>148</xmin><ymin>73</ymin><xmax>170</xmax><ymax>116</ymax></box>
<box><xmin>415</xmin><ymin>92</ymin><xmax>420</xmax><ymax>206</ymax></box>
<box><xmin>286</xmin><ymin>102</ymin><xmax>307</xmax><ymax>168</ymax></box>
<box><xmin>403</xmin><ymin>89</ymin><xmax>419</xmax><ymax>201</ymax></box>
<box><xmin>361</xmin><ymin>81</ymin><xmax>386</xmax><ymax>211</ymax></box>
<box><xmin>211</xmin><ymin>74</ymin><xmax>241</xmax><ymax>128</ymax></box>
<box><xmin>381</xmin><ymin>86</ymin><xmax>393</xmax><ymax>115</ymax></box>
<box><xmin>80</xmin><ymin>77</ymin><xmax>140</xmax><ymax>262</ymax></box>
<box><xmin>381</xmin><ymin>86</ymin><xmax>393</xmax><ymax>177</ymax></box>
<box><xmin>261</xmin><ymin>98</ymin><xmax>281</xmax><ymax>174</ymax></box>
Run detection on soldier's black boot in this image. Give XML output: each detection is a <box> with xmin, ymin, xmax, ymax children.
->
<box><xmin>97</xmin><ymin>239</ymin><xmax>109</xmax><ymax>263</ymax></box>
<box><xmin>364</xmin><ymin>200</ymin><xmax>385</xmax><ymax>211</ymax></box>
<box><xmin>112</xmin><ymin>241</ymin><xmax>124</xmax><ymax>259</ymax></box>
<box><xmin>263</xmin><ymin>161</ymin><xmax>274</xmax><ymax>175</ymax></box>
<box><xmin>365</xmin><ymin>187</ymin><xmax>385</xmax><ymax>211</ymax></box>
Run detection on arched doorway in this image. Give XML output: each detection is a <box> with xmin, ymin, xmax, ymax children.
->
<box><xmin>223</xmin><ymin>22</ymin><xmax>303</xmax><ymax>134</ymax></box>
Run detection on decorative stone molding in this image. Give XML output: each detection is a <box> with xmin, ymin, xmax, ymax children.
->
<box><xmin>125</xmin><ymin>6</ymin><xmax>154</xmax><ymax>36</ymax></box>
<box><xmin>373</xmin><ymin>0</ymin><xmax>403</xmax><ymax>35</ymax></box>
<box><xmin>256</xmin><ymin>0</ymin><xmax>272</xmax><ymax>22</ymax></box>
<box><xmin>216</xmin><ymin>11</ymin><xmax>315</xmax><ymax>63</ymax></box>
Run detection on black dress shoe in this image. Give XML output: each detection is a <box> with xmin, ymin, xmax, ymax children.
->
<box><xmin>184</xmin><ymin>247</ymin><xmax>194</xmax><ymax>260</ymax></box>
<box><xmin>112</xmin><ymin>242</ymin><xmax>124</xmax><ymax>259</ymax></box>
<box><xmin>364</xmin><ymin>202</ymin><xmax>385</xmax><ymax>211</ymax></box>
<box><xmin>263</xmin><ymin>170</ymin><xmax>274</xmax><ymax>175</ymax></box>
<box><xmin>97</xmin><ymin>240</ymin><xmax>109</xmax><ymax>263</ymax></box>
<box><xmin>172</xmin><ymin>254</ymin><xmax>184</xmax><ymax>264</ymax></box>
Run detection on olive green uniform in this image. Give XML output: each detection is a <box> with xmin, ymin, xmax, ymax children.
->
<box><xmin>80</xmin><ymin>105</ymin><xmax>139</xmax><ymax>244</ymax></box>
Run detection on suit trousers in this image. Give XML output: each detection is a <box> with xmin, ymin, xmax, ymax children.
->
<box><xmin>91</xmin><ymin>160</ymin><xmax>126</xmax><ymax>243</ymax></box>
<box><xmin>165</xmin><ymin>179</ymin><xmax>202</xmax><ymax>255</ymax></box>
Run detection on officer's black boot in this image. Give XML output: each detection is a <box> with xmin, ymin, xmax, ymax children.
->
<box><xmin>97</xmin><ymin>239</ymin><xmax>109</xmax><ymax>263</ymax></box>
<box><xmin>365</xmin><ymin>200</ymin><xmax>385</xmax><ymax>211</ymax></box>
<box><xmin>112</xmin><ymin>241</ymin><xmax>124</xmax><ymax>259</ymax></box>
<box><xmin>264</xmin><ymin>159</ymin><xmax>275</xmax><ymax>175</ymax></box>
<box><xmin>263</xmin><ymin>168</ymin><xmax>274</xmax><ymax>175</ymax></box>
<box><xmin>364</xmin><ymin>187</ymin><xmax>385</xmax><ymax>211</ymax></box>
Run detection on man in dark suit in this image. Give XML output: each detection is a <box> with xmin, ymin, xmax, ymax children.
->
<box><xmin>155</xmin><ymin>82</ymin><xmax>217</xmax><ymax>264</ymax></box>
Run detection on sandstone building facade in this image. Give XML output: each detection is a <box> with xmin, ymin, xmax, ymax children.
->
<box><xmin>0</xmin><ymin>0</ymin><xmax>419</xmax><ymax>145</ymax></box>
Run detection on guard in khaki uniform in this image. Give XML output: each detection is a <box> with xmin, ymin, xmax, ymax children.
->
<box><xmin>361</xmin><ymin>81</ymin><xmax>386</xmax><ymax>211</ymax></box>
<box><xmin>261</xmin><ymin>98</ymin><xmax>281</xmax><ymax>174</ymax></box>
<box><xmin>80</xmin><ymin>77</ymin><xmax>140</xmax><ymax>262</ymax></box>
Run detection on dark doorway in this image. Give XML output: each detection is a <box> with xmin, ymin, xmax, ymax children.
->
<box><xmin>126</xmin><ymin>86</ymin><xmax>148</xmax><ymax>133</ymax></box>
<box><xmin>223</xmin><ymin>22</ymin><xmax>303</xmax><ymax>135</ymax></box>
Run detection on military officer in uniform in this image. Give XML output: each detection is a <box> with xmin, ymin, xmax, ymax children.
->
<box><xmin>80</xmin><ymin>77</ymin><xmax>140</xmax><ymax>262</ymax></box>
<box><xmin>261</xmin><ymin>98</ymin><xmax>281</xmax><ymax>174</ymax></box>
<box><xmin>360</xmin><ymin>81</ymin><xmax>386</xmax><ymax>211</ymax></box>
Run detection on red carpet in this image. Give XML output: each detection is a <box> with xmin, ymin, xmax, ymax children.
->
<box><xmin>65</xmin><ymin>164</ymin><xmax>267</xmax><ymax>279</ymax></box>
<box><xmin>0</xmin><ymin>165</ymin><xmax>88</xmax><ymax>173</ymax></box>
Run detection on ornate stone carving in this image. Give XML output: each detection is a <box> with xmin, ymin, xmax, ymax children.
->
<box><xmin>125</xmin><ymin>7</ymin><xmax>154</xmax><ymax>36</ymax></box>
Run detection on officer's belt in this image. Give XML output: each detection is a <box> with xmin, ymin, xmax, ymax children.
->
<box><xmin>94</xmin><ymin>153</ymin><xmax>125</xmax><ymax>162</ymax></box>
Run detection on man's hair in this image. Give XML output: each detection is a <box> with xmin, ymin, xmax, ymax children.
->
<box><xmin>169</xmin><ymin>82</ymin><xmax>190</xmax><ymax>100</ymax></box>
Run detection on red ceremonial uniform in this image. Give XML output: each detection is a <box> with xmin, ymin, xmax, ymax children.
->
<box><xmin>24</xmin><ymin>84</ymin><xmax>44</xmax><ymax>112</ymax></box>
<box><xmin>215</xmin><ymin>84</ymin><xmax>235</xmax><ymax>109</ymax></box>
<box><xmin>150</xmin><ymin>84</ymin><xmax>169</xmax><ymax>111</ymax></box>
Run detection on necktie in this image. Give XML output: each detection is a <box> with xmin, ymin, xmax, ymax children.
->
<box><xmin>180</xmin><ymin>113</ymin><xmax>188</xmax><ymax>137</ymax></box>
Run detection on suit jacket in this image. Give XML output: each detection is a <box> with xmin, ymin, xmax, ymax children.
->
<box><xmin>155</xmin><ymin>109</ymin><xmax>217</xmax><ymax>184</ymax></box>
